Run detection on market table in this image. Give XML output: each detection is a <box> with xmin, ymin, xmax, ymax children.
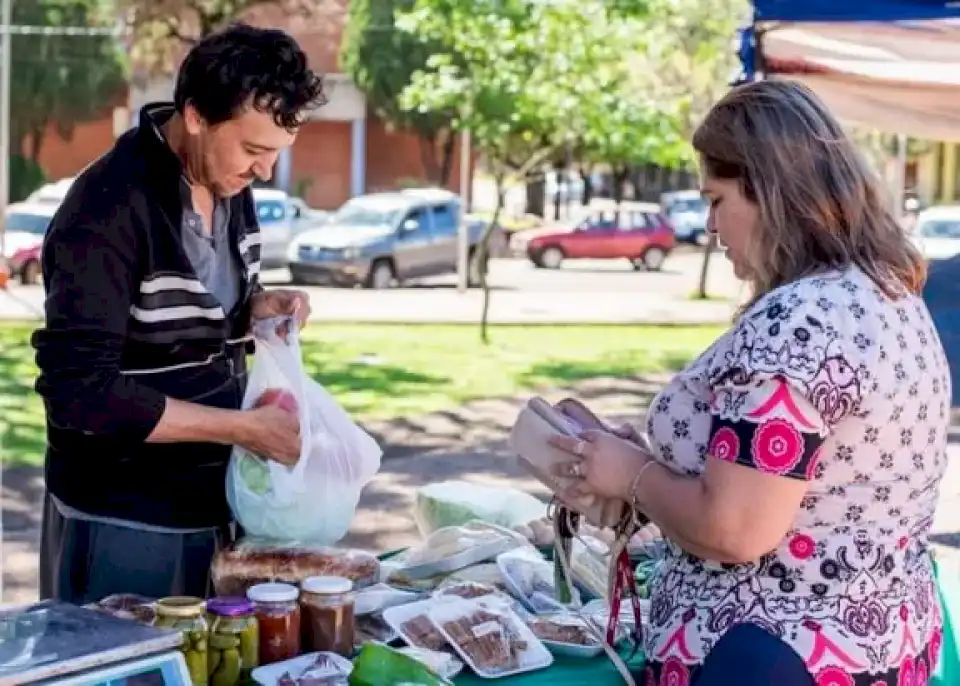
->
<box><xmin>453</xmin><ymin>652</ymin><xmax>645</xmax><ymax>685</ymax></box>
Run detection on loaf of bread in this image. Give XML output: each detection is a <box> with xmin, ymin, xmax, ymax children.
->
<box><xmin>211</xmin><ymin>538</ymin><xmax>380</xmax><ymax>596</ymax></box>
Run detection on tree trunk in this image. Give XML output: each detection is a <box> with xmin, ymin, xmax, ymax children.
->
<box><xmin>612</xmin><ymin>166</ymin><xmax>629</xmax><ymax>224</ymax></box>
<box><xmin>525</xmin><ymin>173</ymin><xmax>545</xmax><ymax>217</ymax></box>
<box><xmin>439</xmin><ymin>131</ymin><xmax>455</xmax><ymax>187</ymax></box>
<box><xmin>418</xmin><ymin>133</ymin><xmax>442</xmax><ymax>185</ymax></box>
<box><xmin>479</xmin><ymin>176</ymin><xmax>506</xmax><ymax>344</ymax></box>
<box><xmin>29</xmin><ymin>125</ymin><xmax>45</xmax><ymax>164</ymax></box>
<box><xmin>580</xmin><ymin>167</ymin><xmax>593</xmax><ymax>206</ymax></box>
<box><xmin>696</xmin><ymin>234</ymin><xmax>717</xmax><ymax>299</ymax></box>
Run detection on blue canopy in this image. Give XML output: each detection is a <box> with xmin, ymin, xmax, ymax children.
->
<box><xmin>753</xmin><ymin>0</ymin><xmax>960</xmax><ymax>23</ymax></box>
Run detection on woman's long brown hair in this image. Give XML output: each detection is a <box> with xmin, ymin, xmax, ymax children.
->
<box><xmin>692</xmin><ymin>80</ymin><xmax>926</xmax><ymax>309</ymax></box>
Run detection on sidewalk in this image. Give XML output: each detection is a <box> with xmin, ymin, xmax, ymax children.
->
<box><xmin>0</xmin><ymin>285</ymin><xmax>737</xmax><ymax>326</ymax></box>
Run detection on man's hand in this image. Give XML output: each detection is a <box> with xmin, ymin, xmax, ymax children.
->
<box><xmin>251</xmin><ymin>289</ymin><xmax>311</xmax><ymax>336</ymax></box>
<box><xmin>237</xmin><ymin>404</ymin><xmax>302</xmax><ymax>466</ymax></box>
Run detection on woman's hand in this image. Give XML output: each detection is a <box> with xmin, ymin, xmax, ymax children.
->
<box><xmin>548</xmin><ymin>429</ymin><xmax>652</xmax><ymax>501</ymax></box>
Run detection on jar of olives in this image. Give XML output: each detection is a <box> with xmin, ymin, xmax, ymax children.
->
<box><xmin>154</xmin><ymin>596</ymin><xmax>209</xmax><ymax>686</ymax></box>
<box><xmin>206</xmin><ymin>597</ymin><xmax>259</xmax><ymax>686</ymax></box>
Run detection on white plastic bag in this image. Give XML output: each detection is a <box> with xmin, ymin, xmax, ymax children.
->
<box><xmin>226</xmin><ymin>316</ymin><xmax>383</xmax><ymax>543</ymax></box>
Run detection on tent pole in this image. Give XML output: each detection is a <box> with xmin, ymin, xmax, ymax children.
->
<box><xmin>893</xmin><ymin>133</ymin><xmax>908</xmax><ymax>219</ymax></box>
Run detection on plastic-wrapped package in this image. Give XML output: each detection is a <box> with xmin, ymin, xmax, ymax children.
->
<box><xmin>414</xmin><ymin>481</ymin><xmax>548</xmax><ymax>536</ymax></box>
<box><xmin>570</xmin><ymin>536</ymin><xmax>611</xmax><ymax>600</ymax></box>
<box><xmin>354</xmin><ymin>584</ymin><xmax>423</xmax><ymax>616</ymax></box>
<box><xmin>382</xmin><ymin>600</ymin><xmax>453</xmax><ymax>652</ymax></box>
<box><xmin>354</xmin><ymin>613</ymin><xmax>399</xmax><ymax>646</ymax></box>
<box><xmin>428</xmin><ymin>599</ymin><xmax>553</xmax><ymax>678</ymax></box>
<box><xmin>210</xmin><ymin>537</ymin><xmax>379</xmax><ymax>597</ymax></box>
<box><xmin>396</xmin><ymin>522</ymin><xmax>529</xmax><ymax>580</ymax></box>
<box><xmin>432</xmin><ymin>581</ymin><xmax>503</xmax><ymax>602</ymax></box>
<box><xmin>226</xmin><ymin>318</ymin><xmax>382</xmax><ymax>544</ymax></box>
<box><xmin>437</xmin><ymin>564</ymin><xmax>509</xmax><ymax>593</ymax></box>
<box><xmin>496</xmin><ymin>547</ymin><xmax>576</xmax><ymax>613</ymax></box>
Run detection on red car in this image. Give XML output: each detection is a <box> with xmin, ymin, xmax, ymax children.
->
<box><xmin>10</xmin><ymin>243</ymin><xmax>41</xmax><ymax>285</ymax></box>
<box><xmin>523</xmin><ymin>204</ymin><xmax>676</xmax><ymax>271</ymax></box>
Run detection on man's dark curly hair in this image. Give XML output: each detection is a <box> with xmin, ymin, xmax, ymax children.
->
<box><xmin>174</xmin><ymin>22</ymin><xmax>326</xmax><ymax>131</ymax></box>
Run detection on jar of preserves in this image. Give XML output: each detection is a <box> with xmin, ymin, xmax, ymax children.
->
<box><xmin>206</xmin><ymin>597</ymin><xmax>259</xmax><ymax>686</ymax></box>
<box><xmin>247</xmin><ymin>582</ymin><xmax>301</xmax><ymax>665</ymax></box>
<box><xmin>300</xmin><ymin>576</ymin><xmax>355</xmax><ymax>657</ymax></box>
<box><xmin>154</xmin><ymin>596</ymin><xmax>208</xmax><ymax>686</ymax></box>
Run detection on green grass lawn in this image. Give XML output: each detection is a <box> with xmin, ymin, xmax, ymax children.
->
<box><xmin>0</xmin><ymin>322</ymin><xmax>722</xmax><ymax>468</ymax></box>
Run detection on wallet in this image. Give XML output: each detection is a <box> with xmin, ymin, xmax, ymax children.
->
<box><xmin>508</xmin><ymin>396</ymin><xmax>628</xmax><ymax>528</ymax></box>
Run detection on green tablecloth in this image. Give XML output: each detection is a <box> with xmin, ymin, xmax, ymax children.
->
<box><xmin>454</xmin><ymin>652</ymin><xmax>645</xmax><ymax>685</ymax></box>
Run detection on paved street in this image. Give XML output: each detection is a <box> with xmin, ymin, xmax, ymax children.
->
<box><xmin>0</xmin><ymin>252</ymin><xmax>743</xmax><ymax>324</ymax></box>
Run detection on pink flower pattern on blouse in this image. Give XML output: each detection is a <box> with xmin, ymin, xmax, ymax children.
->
<box><xmin>642</xmin><ymin>268</ymin><xmax>948</xmax><ymax>686</ymax></box>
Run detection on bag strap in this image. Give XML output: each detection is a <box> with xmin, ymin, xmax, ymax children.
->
<box><xmin>551</xmin><ymin>503</ymin><xmax>639</xmax><ymax>686</ymax></box>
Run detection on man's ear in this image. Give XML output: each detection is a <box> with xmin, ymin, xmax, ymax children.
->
<box><xmin>182</xmin><ymin>102</ymin><xmax>205</xmax><ymax>135</ymax></box>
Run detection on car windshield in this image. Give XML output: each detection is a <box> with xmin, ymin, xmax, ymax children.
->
<box><xmin>668</xmin><ymin>197</ymin><xmax>707</xmax><ymax>214</ymax></box>
<box><xmin>919</xmin><ymin>219</ymin><xmax>960</xmax><ymax>239</ymax></box>
<box><xmin>5</xmin><ymin>212</ymin><xmax>51</xmax><ymax>235</ymax></box>
<box><xmin>331</xmin><ymin>200</ymin><xmax>404</xmax><ymax>227</ymax></box>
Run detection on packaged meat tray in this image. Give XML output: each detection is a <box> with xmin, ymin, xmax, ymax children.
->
<box><xmin>428</xmin><ymin>599</ymin><xmax>553</xmax><ymax>678</ymax></box>
<box><xmin>211</xmin><ymin>537</ymin><xmax>379</xmax><ymax>597</ymax></box>
<box><xmin>383</xmin><ymin>599</ymin><xmax>455</xmax><ymax>652</ymax></box>
<box><xmin>525</xmin><ymin>613</ymin><xmax>606</xmax><ymax>658</ymax></box>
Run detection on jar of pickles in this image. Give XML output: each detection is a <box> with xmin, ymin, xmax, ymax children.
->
<box><xmin>206</xmin><ymin>597</ymin><xmax>259</xmax><ymax>686</ymax></box>
<box><xmin>154</xmin><ymin>596</ymin><xmax>208</xmax><ymax>686</ymax></box>
<box><xmin>300</xmin><ymin>576</ymin><xmax>355</xmax><ymax>657</ymax></box>
<box><xmin>247</xmin><ymin>582</ymin><xmax>300</xmax><ymax>665</ymax></box>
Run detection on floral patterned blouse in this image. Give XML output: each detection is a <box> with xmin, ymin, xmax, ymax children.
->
<box><xmin>642</xmin><ymin>267</ymin><xmax>948</xmax><ymax>686</ymax></box>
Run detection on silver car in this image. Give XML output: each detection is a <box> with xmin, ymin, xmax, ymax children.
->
<box><xmin>286</xmin><ymin>189</ymin><xmax>487</xmax><ymax>288</ymax></box>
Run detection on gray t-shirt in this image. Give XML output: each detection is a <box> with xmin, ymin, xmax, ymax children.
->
<box><xmin>178</xmin><ymin>180</ymin><xmax>242</xmax><ymax>314</ymax></box>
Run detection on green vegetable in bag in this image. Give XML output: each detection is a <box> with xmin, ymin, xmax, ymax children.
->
<box><xmin>350</xmin><ymin>643</ymin><xmax>452</xmax><ymax>686</ymax></box>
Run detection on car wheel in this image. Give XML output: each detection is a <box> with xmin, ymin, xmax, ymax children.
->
<box><xmin>540</xmin><ymin>246</ymin><xmax>564</xmax><ymax>269</ymax></box>
<box><xmin>21</xmin><ymin>259</ymin><xmax>40</xmax><ymax>286</ymax></box>
<box><xmin>468</xmin><ymin>250</ymin><xmax>483</xmax><ymax>287</ymax></box>
<box><xmin>367</xmin><ymin>259</ymin><xmax>396</xmax><ymax>289</ymax></box>
<box><xmin>641</xmin><ymin>247</ymin><xmax>667</xmax><ymax>272</ymax></box>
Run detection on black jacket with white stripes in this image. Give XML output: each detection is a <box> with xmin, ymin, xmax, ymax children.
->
<box><xmin>32</xmin><ymin>105</ymin><xmax>263</xmax><ymax>529</ymax></box>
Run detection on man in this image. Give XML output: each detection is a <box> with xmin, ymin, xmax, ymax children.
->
<box><xmin>32</xmin><ymin>23</ymin><xmax>326</xmax><ymax>603</ymax></box>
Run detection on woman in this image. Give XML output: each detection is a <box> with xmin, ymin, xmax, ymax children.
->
<box><xmin>550</xmin><ymin>80</ymin><xmax>948</xmax><ymax>685</ymax></box>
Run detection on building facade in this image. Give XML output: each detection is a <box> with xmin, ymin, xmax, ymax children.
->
<box><xmin>29</xmin><ymin>1</ymin><xmax>471</xmax><ymax>210</ymax></box>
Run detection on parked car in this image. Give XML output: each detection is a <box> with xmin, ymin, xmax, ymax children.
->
<box><xmin>910</xmin><ymin>205</ymin><xmax>960</xmax><ymax>262</ymax></box>
<box><xmin>660</xmin><ymin>190</ymin><xmax>709</xmax><ymax>246</ymax></box>
<box><xmin>287</xmin><ymin>188</ymin><xmax>488</xmax><ymax>288</ymax></box>
<box><xmin>10</xmin><ymin>243</ymin><xmax>41</xmax><ymax>285</ymax></box>
<box><xmin>2</xmin><ymin>202</ymin><xmax>57</xmax><ymax>283</ymax></box>
<box><xmin>521</xmin><ymin>203</ymin><xmax>676</xmax><ymax>271</ymax></box>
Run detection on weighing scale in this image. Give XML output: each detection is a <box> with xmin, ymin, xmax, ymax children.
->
<box><xmin>0</xmin><ymin>600</ymin><xmax>191</xmax><ymax>686</ymax></box>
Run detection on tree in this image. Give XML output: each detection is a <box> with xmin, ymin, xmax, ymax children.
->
<box><xmin>342</xmin><ymin>0</ymin><xmax>457</xmax><ymax>186</ymax></box>
<box><xmin>400</xmin><ymin>0</ymin><xmax>630</xmax><ymax>342</ymax></box>
<box><xmin>11</xmin><ymin>0</ymin><xmax>127</xmax><ymax>174</ymax></box>
<box><xmin>641</xmin><ymin>0</ymin><xmax>749</xmax><ymax>299</ymax></box>
<box><xmin>115</xmin><ymin>0</ymin><xmax>313</xmax><ymax>73</ymax></box>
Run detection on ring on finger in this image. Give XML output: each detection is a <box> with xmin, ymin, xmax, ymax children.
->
<box><xmin>574</xmin><ymin>440</ymin><xmax>586</xmax><ymax>457</ymax></box>
<box><xmin>570</xmin><ymin>462</ymin><xmax>584</xmax><ymax>478</ymax></box>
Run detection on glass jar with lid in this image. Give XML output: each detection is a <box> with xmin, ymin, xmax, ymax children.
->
<box><xmin>154</xmin><ymin>596</ymin><xmax>208</xmax><ymax>686</ymax></box>
<box><xmin>300</xmin><ymin>576</ymin><xmax>356</xmax><ymax>657</ymax></box>
<box><xmin>247</xmin><ymin>582</ymin><xmax>301</xmax><ymax>665</ymax></box>
<box><xmin>206</xmin><ymin>597</ymin><xmax>259</xmax><ymax>686</ymax></box>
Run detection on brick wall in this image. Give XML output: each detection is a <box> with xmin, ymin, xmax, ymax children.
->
<box><xmin>23</xmin><ymin>116</ymin><xmax>117</xmax><ymax>183</ymax></box>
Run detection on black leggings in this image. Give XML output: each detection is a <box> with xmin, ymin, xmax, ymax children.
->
<box><xmin>695</xmin><ymin>622</ymin><xmax>815</xmax><ymax>685</ymax></box>
<box><xmin>641</xmin><ymin>623</ymin><xmax>815</xmax><ymax>685</ymax></box>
